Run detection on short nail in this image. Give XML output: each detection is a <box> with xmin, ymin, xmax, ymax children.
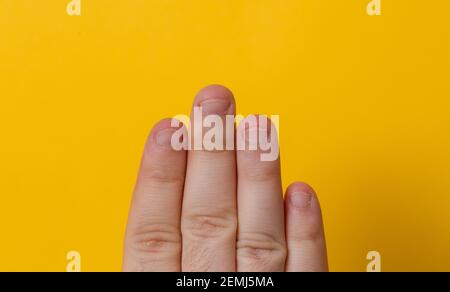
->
<box><xmin>290</xmin><ymin>192</ymin><xmax>313</xmax><ymax>209</ymax></box>
<box><xmin>199</xmin><ymin>99</ymin><xmax>230</xmax><ymax>115</ymax></box>
<box><xmin>156</xmin><ymin>129</ymin><xmax>175</xmax><ymax>147</ymax></box>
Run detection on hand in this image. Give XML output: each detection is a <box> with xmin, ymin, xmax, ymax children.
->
<box><xmin>123</xmin><ymin>85</ymin><xmax>328</xmax><ymax>272</ymax></box>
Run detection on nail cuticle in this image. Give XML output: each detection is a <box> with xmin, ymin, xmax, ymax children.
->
<box><xmin>199</xmin><ymin>99</ymin><xmax>231</xmax><ymax>115</ymax></box>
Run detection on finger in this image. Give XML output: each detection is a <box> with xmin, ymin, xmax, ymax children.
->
<box><xmin>285</xmin><ymin>182</ymin><xmax>328</xmax><ymax>272</ymax></box>
<box><xmin>236</xmin><ymin>115</ymin><xmax>286</xmax><ymax>272</ymax></box>
<box><xmin>181</xmin><ymin>85</ymin><xmax>237</xmax><ymax>272</ymax></box>
<box><xmin>123</xmin><ymin>118</ymin><xmax>187</xmax><ymax>272</ymax></box>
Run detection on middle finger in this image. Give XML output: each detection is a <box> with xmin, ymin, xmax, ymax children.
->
<box><xmin>181</xmin><ymin>85</ymin><xmax>238</xmax><ymax>272</ymax></box>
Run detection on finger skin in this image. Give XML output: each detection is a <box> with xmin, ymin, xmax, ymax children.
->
<box><xmin>123</xmin><ymin>119</ymin><xmax>187</xmax><ymax>272</ymax></box>
<box><xmin>285</xmin><ymin>182</ymin><xmax>328</xmax><ymax>272</ymax></box>
<box><xmin>236</xmin><ymin>116</ymin><xmax>287</xmax><ymax>272</ymax></box>
<box><xmin>181</xmin><ymin>85</ymin><xmax>238</xmax><ymax>272</ymax></box>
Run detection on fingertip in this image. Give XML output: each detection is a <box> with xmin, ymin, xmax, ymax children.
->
<box><xmin>286</xmin><ymin>182</ymin><xmax>316</xmax><ymax>197</ymax></box>
<box><xmin>146</xmin><ymin>118</ymin><xmax>187</xmax><ymax>151</ymax></box>
<box><xmin>237</xmin><ymin>114</ymin><xmax>277</xmax><ymax>133</ymax></box>
<box><xmin>236</xmin><ymin>115</ymin><xmax>280</xmax><ymax>163</ymax></box>
<box><xmin>285</xmin><ymin>182</ymin><xmax>324</xmax><ymax>236</ymax></box>
<box><xmin>285</xmin><ymin>182</ymin><xmax>322</xmax><ymax>215</ymax></box>
<box><xmin>193</xmin><ymin>85</ymin><xmax>236</xmax><ymax>115</ymax></box>
<box><xmin>195</xmin><ymin>84</ymin><xmax>235</xmax><ymax>103</ymax></box>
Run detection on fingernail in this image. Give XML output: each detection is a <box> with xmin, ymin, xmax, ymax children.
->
<box><xmin>199</xmin><ymin>99</ymin><xmax>231</xmax><ymax>115</ymax></box>
<box><xmin>156</xmin><ymin>129</ymin><xmax>175</xmax><ymax>147</ymax></box>
<box><xmin>290</xmin><ymin>192</ymin><xmax>313</xmax><ymax>209</ymax></box>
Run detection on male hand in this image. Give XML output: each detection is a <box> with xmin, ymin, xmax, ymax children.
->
<box><xmin>123</xmin><ymin>85</ymin><xmax>328</xmax><ymax>272</ymax></box>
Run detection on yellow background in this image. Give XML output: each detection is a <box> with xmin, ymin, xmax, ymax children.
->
<box><xmin>1</xmin><ymin>0</ymin><xmax>449</xmax><ymax>272</ymax></box>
